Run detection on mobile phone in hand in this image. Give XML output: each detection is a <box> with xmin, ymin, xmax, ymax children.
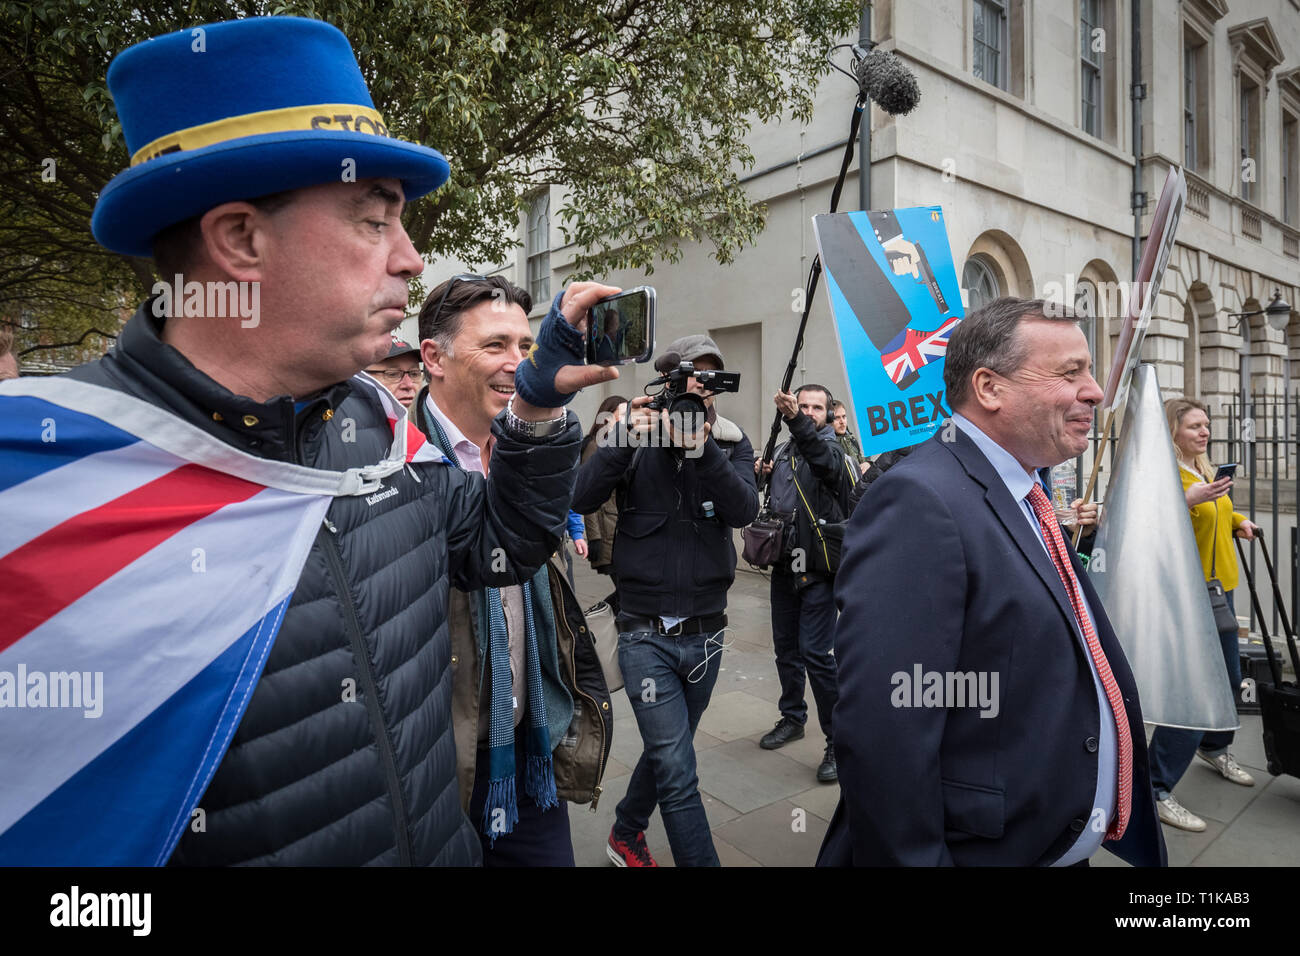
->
<box><xmin>1213</xmin><ymin>463</ymin><xmax>1238</xmax><ymax>482</ymax></box>
<box><xmin>585</xmin><ymin>287</ymin><xmax>656</xmax><ymax>366</ymax></box>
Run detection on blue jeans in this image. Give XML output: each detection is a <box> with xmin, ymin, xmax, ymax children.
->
<box><xmin>770</xmin><ymin>570</ymin><xmax>838</xmax><ymax>742</ymax></box>
<box><xmin>1149</xmin><ymin>591</ymin><xmax>1240</xmax><ymax>798</ymax></box>
<box><xmin>613</xmin><ymin>626</ymin><xmax>724</xmax><ymax>867</ymax></box>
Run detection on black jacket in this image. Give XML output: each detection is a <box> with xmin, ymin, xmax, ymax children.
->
<box><xmin>67</xmin><ymin>304</ymin><xmax>581</xmax><ymax>866</ymax></box>
<box><xmin>770</xmin><ymin>413</ymin><xmax>856</xmax><ymax>578</ymax></box>
<box><xmin>850</xmin><ymin>447</ymin><xmax>1096</xmax><ymax>554</ymax></box>
<box><xmin>572</xmin><ymin>415</ymin><xmax>758</xmax><ymax>619</ymax></box>
<box><xmin>849</xmin><ymin>444</ymin><xmax>915</xmax><ymax>512</ymax></box>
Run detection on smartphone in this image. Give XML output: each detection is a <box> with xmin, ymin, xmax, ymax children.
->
<box><xmin>586</xmin><ymin>286</ymin><xmax>656</xmax><ymax>366</ymax></box>
<box><xmin>1214</xmin><ymin>463</ymin><xmax>1238</xmax><ymax>482</ymax></box>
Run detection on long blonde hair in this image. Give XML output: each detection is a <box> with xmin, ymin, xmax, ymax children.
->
<box><xmin>1164</xmin><ymin>396</ymin><xmax>1214</xmax><ymax>480</ymax></box>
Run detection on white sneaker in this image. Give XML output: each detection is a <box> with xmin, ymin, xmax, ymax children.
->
<box><xmin>1156</xmin><ymin>794</ymin><xmax>1207</xmax><ymax>832</ymax></box>
<box><xmin>1197</xmin><ymin>749</ymin><xmax>1256</xmax><ymax>787</ymax></box>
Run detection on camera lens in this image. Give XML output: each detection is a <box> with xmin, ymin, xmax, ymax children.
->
<box><xmin>668</xmin><ymin>392</ymin><xmax>706</xmax><ymax>436</ymax></box>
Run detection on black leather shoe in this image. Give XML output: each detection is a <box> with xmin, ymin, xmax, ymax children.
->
<box><xmin>760</xmin><ymin>716</ymin><xmax>805</xmax><ymax>750</ymax></box>
<box><xmin>817</xmin><ymin>745</ymin><xmax>837</xmax><ymax>783</ymax></box>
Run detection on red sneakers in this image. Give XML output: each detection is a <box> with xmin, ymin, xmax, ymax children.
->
<box><xmin>607</xmin><ymin>828</ymin><xmax>658</xmax><ymax>867</ymax></box>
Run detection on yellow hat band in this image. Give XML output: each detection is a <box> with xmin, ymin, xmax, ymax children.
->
<box><xmin>130</xmin><ymin>103</ymin><xmax>390</xmax><ymax>166</ymax></box>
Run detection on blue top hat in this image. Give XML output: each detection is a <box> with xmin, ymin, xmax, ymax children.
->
<box><xmin>91</xmin><ymin>16</ymin><xmax>450</xmax><ymax>258</ymax></box>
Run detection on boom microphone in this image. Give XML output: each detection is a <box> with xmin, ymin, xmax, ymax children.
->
<box><xmin>852</xmin><ymin>44</ymin><xmax>921</xmax><ymax>115</ymax></box>
<box><xmin>653</xmin><ymin>350</ymin><xmax>682</xmax><ymax>373</ymax></box>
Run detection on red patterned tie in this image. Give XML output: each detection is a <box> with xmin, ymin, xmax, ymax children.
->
<box><xmin>1026</xmin><ymin>484</ymin><xmax>1132</xmax><ymax>840</ymax></box>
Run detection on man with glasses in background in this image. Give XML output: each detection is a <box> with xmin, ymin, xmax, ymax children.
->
<box><xmin>365</xmin><ymin>334</ymin><xmax>423</xmax><ymax>408</ymax></box>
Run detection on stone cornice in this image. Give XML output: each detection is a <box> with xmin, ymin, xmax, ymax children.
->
<box><xmin>1182</xmin><ymin>0</ymin><xmax>1228</xmax><ymax>36</ymax></box>
<box><xmin>1279</xmin><ymin>68</ymin><xmax>1300</xmax><ymax>110</ymax></box>
<box><xmin>1227</xmin><ymin>18</ymin><xmax>1286</xmax><ymax>83</ymax></box>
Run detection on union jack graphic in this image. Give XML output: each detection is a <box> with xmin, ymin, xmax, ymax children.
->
<box><xmin>880</xmin><ymin>316</ymin><xmax>962</xmax><ymax>389</ymax></box>
<box><xmin>0</xmin><ymin>374</ymin><xmax>442</xmax><ymax>864</ymax></box>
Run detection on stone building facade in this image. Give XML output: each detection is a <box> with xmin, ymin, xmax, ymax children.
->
<box><xmin>416</xmin><ymin>0</ymin><xmax>1300</xmax><ymax>464</ymax></box>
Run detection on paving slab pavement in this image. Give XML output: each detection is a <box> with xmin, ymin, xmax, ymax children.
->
<box><xmin>568</xmin><ymin>559</ymin><xmax>1300</xmax><ymax>866</ymax></box>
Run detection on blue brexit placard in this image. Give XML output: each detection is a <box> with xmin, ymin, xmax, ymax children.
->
<box><xmin>812</xmin><ymin>207</ymin><xmax>964</xmax><ymax>457</ymax></box>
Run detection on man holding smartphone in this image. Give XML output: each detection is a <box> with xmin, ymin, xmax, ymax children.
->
<box><xmin>573</xmin><ymin>335</ymin><xmax>759</xmax><ymax>866</ymax></box>
<box><xmin>409</xmin><ymin>274</ymin><xmax>617</xmax><ymax>865</ymax></box>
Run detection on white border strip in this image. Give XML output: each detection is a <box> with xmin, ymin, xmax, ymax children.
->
<box><xmin>1</xmin><ymin>376</ymin><xmax>403</xmax><ymax>497</ymax></box>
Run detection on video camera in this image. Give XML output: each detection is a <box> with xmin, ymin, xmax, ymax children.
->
<box><xmin>645</xmin><ymin>356</ymin><xmax>741</xmax><ymax>435</ymax></box>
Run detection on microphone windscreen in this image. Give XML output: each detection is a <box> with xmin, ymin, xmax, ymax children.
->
<box><xmin>856</xmin><ymin>48</ymin><xmax>921</xmax><ymax>116</ymax></box>
<box><xmin>654</xmin><ymin>350</ymin><xmax>682</xmax><ymax>373</ymax></box>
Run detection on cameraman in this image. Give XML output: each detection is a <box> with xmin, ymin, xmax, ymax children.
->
<box><xmin>573</xmin><ymin>335</ymin><xmax>758</xmax><ymax>867</ymax></box>
<box><xmin>756</xmin><ymin>385</ymin><xmax>856</xmax><ymax>783</ymax></box>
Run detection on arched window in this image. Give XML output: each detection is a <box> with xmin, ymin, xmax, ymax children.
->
<box><xmin>962</xmin><ymin>256</ymin><xmax>1000</xmax><ymax>311</ymax></box>
<box><xmin>1075</xmin><ymin>278</ymin><xmax>1098</xmax><ymax>366</ymax></box>
<box><xmin>526</xmin><ymin>190</ymin><xmax>551</xmax><ymax>304</ymax></box>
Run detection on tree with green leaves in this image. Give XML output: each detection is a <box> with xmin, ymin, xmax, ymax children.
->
<box><xmin>1</xmin><ymin>0</ymin><xmax>859</xmax><ymax>367</ymax></box>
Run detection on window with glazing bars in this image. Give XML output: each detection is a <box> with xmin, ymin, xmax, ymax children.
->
<box><xmin>1283</xmin><ymin>115</ymin><xmax>1297</xmax><ymax>226</ymax></box>
<box><xmin>1240</xmin><ymin>83</ymin><xmax>1259</xmax><ymax>204</ymax></box>
<box><xmin>973</xmin><ymin>0</ymin><xmax>1007</xmax><ymax>90</ymax></box>
<box><xmin>1184</xmin><ymin>45</ymin><xmax>1197</xmax><ymax>169</ymax></box>
<box><xmin>526</xmin><ymin>191</ymin><xmax>551</xmax><ymax>304</ymax></box>
<box><xmin>1080</xmin><ymin>0</ymin><xmax>1102</xmax><ymax>137</ymax></box>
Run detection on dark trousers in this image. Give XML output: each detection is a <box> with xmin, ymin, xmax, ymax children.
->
<box><xmin>771</xmin><ymin>569</ymin><xmax>838</xmax><ymax>743</ymax></box>
<box><xmin>468</xmin><ymin>735</ymin><xmax>574</xmax><ymax>867</ymax></box>
<box><xmin>1149</xmin><ymin>591</ymin><xmax>1240</xmax><ymax>798</ymax></box>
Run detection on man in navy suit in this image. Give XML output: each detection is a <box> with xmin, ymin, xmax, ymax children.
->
<box><xmin>817</xmin><ymin>297</ymin><xmax>1165</xmax><ymax>867</ymax></box>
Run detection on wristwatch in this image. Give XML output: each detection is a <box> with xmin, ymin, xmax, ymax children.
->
<box><xmin>505</xmin><ymin>395</ymin><xmax>568</xmax><ymax>439</ymax></box>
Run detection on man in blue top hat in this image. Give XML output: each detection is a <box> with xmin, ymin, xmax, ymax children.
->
<box><xmin>3</xmin><ymin>16</ymin><xmax>619</xmax><ymax>866</ymax></box>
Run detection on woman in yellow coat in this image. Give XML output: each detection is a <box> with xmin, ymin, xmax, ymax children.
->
<box><xmin>1148</xmin><ymin>397</ymin><xmax>1260</xmax><ymax>833</ymax></box>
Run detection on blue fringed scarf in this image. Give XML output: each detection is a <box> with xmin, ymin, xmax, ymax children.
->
<box><xmin>477</xmin><ymin>579</ymin><xmax>558</xmax><ymax>843</ymax></box>
<box><xmin>422</xmin><ymin>407</ymin><xmax>557</xmax><ymax>843</ymax></box>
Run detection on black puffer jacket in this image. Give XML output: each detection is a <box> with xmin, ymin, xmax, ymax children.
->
<box><xmin>67</xmin><ymin>305</ymin><xmax>581</xmax><ymax>866</ymax></box>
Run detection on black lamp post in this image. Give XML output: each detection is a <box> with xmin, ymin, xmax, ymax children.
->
<box><xmin>1227</xmin><ymin>289</ymin><xmax>1294</xmax><ymax>407</ymax></box>
<box><xmin>1227</xmin><ymin>289</ymin><xmax>1292</xmax><ymax>331</ymax></box>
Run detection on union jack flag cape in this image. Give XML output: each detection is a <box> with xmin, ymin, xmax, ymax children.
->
<box><xmin>0</xmin><ymin>374</ymin><xmax>442</xmax><ymax>865</ymax></box>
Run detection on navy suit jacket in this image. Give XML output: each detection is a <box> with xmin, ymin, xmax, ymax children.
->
<box><xmin>817</xmin><ymin>427</ymin><xmax>1165</xmax><ymax>866</ymax></box>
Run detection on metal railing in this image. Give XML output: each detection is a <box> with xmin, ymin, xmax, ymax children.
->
<box><xmin>1066</xmin><ymin>396</ymin><xmax>1300</xmax><ymax>642</ymax></box>
<box><xmin>1216</xmin><ymin>397</ymin><xmax>1298</xmax><ymax>639</ymax></box>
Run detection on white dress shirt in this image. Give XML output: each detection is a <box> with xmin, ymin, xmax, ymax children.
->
<box><xmin>425</xmin><ymin>393</ymin><xmax>526</xmax><ymax>734</ymax></box>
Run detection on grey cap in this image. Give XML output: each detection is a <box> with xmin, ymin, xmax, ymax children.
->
<box><xmin>664</xmin><ymin>333</ymin><xmax>724</xmax><ymax>370</ymax></box>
